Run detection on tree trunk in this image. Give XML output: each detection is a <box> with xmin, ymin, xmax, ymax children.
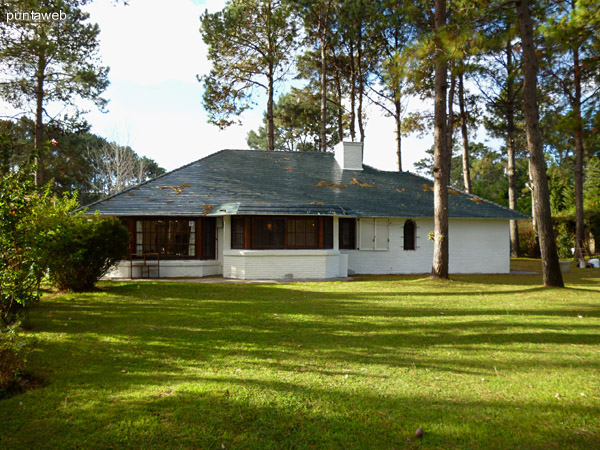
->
<box><xmin>357</xmin><ymin>25</ymin><xmax>365</xmax><ymax>142</ymax></box>
<box><xmin>395</xmin><ymin>98</ymin><xmax>402</xmax><ymax>172</ymax></box>
<box><xmin>505</xmin><ymin>42</ymin><xmax>520</xmax><ymax>257</ymax></box>
<box><xmin>349</xmin><ymin>40</ymin><xmax>356</xmax><ymax>141</ymax></box>
<box><xmin>573</xmin><ymin>45</ymin><xmax>585</xmax><ymax>261</ymax></box>
<box><xmin>446</xmin><ymin>70</ymin><xmax>456</xmax><ymax>176</ymax></box>
<box><xmin>517</xmin><ymin>0</ymin><xmax>564</xmax><ymax>287</ymax></box>
<box><xmin>432</xmin><ymin>0</ymin><xmax>449</xmax><ymax>280</ymax></box>
<box><xmin>34</xmin><ymin>53</ymin><xmax>45</xmax><ymax>186</ymax></box>
<box><xmin>266</xmin><ymin>63</ymin><xmax>275</xmax><ymax>151</ymax></box>
<box><xmin>458</xmin><ymin>73</ymin><xmax>472</xmax><ymax>193</ymax></box>
<box><xmin>319</xmin><ymin>14</ymin><xmax>327</xmax><ymax>152</ymax></box>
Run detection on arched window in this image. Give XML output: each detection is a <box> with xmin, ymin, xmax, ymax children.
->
<box><xmin>403</xmin><ymin>220</ymin><xmax>416</xmax><ymax>251</ymax></box>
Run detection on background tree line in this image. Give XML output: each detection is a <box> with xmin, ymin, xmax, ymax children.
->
<box><xmin>200</xmin><ymin>0</ymin><xmax>599</xmax><ymax>286</ymax></box>
<box><xmin>0</xmin><ymin>0</ymin><xmax>163</xmax><ymax>204</ymax></box>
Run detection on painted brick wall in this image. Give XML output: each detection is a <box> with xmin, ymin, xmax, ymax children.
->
<box><xmin>343</xmin><ymin>218</ymin><xmax>509</xmax><ymax>275</ymax></box>
<box><xmin>105</xmin><ymin>259</ymin><xmax>221</xmax><ymax>278</ymax></box>
<box><xmin>223</xmin><ymin>250</ymin><xmax>341</xmax><ymax>280</ymax></box>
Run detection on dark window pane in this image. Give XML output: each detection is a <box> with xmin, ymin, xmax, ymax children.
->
<box><xmin>339</xmin><ymin>218</ymin><xmax>356</xmax><ymax>249</ymax></box>
<box><xmin>231</xmin><ymin>216</ymin><xmax>245</xmax><ymax>249</ymax></box>
<box><xmin>322</xmin><ymin>217</ymin><xmax>333</xmax><ymax>249</ymax></box>
<box><xmin>404</xmin><ymin>220</ymin><xmax>416</xmax><ymax>250</ymax></box>
<box><xmin>253</xmin><ymin>217</ymin><xmax>285</xmax><ymax>249</ymax></box>
<box><xmin>202</xmin><ymin>218</ymin><xmax>216</xmax><ymax>259</ymax></box>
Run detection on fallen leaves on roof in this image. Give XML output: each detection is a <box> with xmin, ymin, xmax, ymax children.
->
<box><xmin>351</xmin><ymin>178</ymin><xmax>374</xmax><ymax>188</ymax></box>
<box><xmin>448</xmin><ymin>188</ymin><xmax>461</xmax><ymax>195</ymax></box>
<box><xmin>396</xmin><ymin>188</ymin><xmax>405</xmax><ymax>193</ymax></box>
<box><xmin>202</xmin><ymin>204</ymin><xmax>215</xmax><ymax>215</ymax></box>
<box><xmin>470</xmin><ymin>197</ymin><xmax>484</xmax><ymax>204</ymax></box>
<box><xmin>284</xmin><ymin>167</ymin><xmax>293</xmax><ymax>171</ymax></box>
<box><xmin>422</xmin><ymin>183</ymin><xmax>434</xmax><ymax>192</ymax></box>
<box><xmin>284</xmin><ymin>157</ymin><xmax>291</xmax><ymax>161</ymax></box>
<box><xmin>310</xmin><ymin>201</ymin><xmax>325</xmax><ymax>205</ymax></box>
<box><xmin>157</xmin><ymin>183</ymin><xmax>191</xmax><ymax>195</ymax></box>
<box><xmin>314</xmin><ymin>180</ymin><xmax>348</xmax><ymax>189</ymax></box>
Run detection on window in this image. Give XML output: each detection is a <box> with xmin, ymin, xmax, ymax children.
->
<box><xmin>230</xmin><ymin>216</ymin><xmax>333</xmax><ymax>250</ymax></box>
<box><xmin>339</xmin><ymin>218</ymin><xmax>356</xmax><ymax>249</ymax></box>
<box><xmin>403</xmin><ymin>220</ymin><xmax>416</xmax><ymax>250</ymax></box>
<box><xmin>287</xmin><ymin>217</ymin><xmax>317</xmax><ymax>248</ymax></box>
<box><xmin>253</xmin><ymin>217</ymin><xmax>285</xmax><ymax>249</ymax></box>
<box><xmin>136</xmin><ymin>219</ymin><xmax>195</xmax><ymax>257</ymax></box>
<box><xmin>200</xmin><ymin>218</ymin><xmax>217</xmax><ymax>259</ymax></box>
<box><xmin>231</xmin><ymin>216</ymin><xmax>245</xmax><ymax>249</ymax></box>
<box><xmin>132</xmin><ymin>218</ymin><xmax>216</xmax><ymax>259</ymax></box>
<box><xmin>358</xmin><ymin>219</ymin><xmax>389</xmax><ymax>251</ymax></box>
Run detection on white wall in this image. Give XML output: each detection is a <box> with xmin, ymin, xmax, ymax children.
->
<box><xmin>106</xmin><ymin>259</ymin><xmax>221</xmax><ymax>279</ymax></box>
<box><xmin>106</xmin><ymin>216</ymin><xmax>509</xmax><ymax>279</ymax></box>
<box><xmin>343</xmin><ymin>218</ymin><xmax>509</xmax><ymax>275</ymax></box>
<box><xmin>223</xmin><ymin>249</ymin><xmax>343</xmax><ymax>280</ymax></box>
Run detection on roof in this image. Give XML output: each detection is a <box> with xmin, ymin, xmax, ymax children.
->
<box><xmin>82</xmin><ymin>149</ymin><xmax>528</xmax><ymax>220</ymax></box>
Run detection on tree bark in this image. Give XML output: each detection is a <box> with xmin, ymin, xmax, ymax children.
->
<box><xmin>446</xmin><ymin>70</ymin><xmax>456</xmax><ymax>176</ymax></box>
<box><xmin>517</xmin><ymin>0</ymin><xmax>564</xmax><ymax>287</ymax></box>
<box><xmin>349</xmin><ymin>40</ymin><xmax>356</xmax><ymax>141</ymax></box>
<box><xmin>357</xmin><ymin>24</ymin><xmax>365</xmax><ymax>142</ymax></box>
<box><xmin>34</xmin><ymin>53</ymin><xmax>45</xmax><ymax>186</ymax></box>
<box><xmin>335</xmin><ymin>73</ymin><xmax>344</xmax><ymax>143</ymax></box>
<box><xmin>432</xmin><ymin>0</ymin><xmax>449</xmax><ymax>280</ymax></box>
<box><xmin>505</xmin><ymin>42</ymin><xmax>520</xmax><ymax>257</ymax></box>
<box><xmin>395</xmin><ymin>98</ymin><xmax>402</xmax><ymax>172</ymax></box>
<box><xmin>319</xmin><ymin>11</ymin><xmax>328</xmax><ymax>152</ymax></box>
<box><xmin>266</xmin><ymin>63</ymin><xmax>275</xmax><ymax>151</ymax></box>
<box><xmin>573</xmin><ymin>45</ymin><xmax>585</xmax><ymax>261</ymax></box>
<box><xmin>458</xmin><ymin>73</ymin><xmax>472</xmax><ymax>193</ymax></box>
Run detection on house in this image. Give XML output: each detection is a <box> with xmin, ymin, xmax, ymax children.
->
<box><xmin>84</xmin><ymin>142</ymin><xmax>526</xmax><ymax>280</ymax></box>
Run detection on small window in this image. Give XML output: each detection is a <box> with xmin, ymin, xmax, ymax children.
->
<box><xmin>339</xmin><ymin>218</ymin><xmax>356</xmax><ymax>249</ymax></box>
<box><xmin>404</xmin><ymin>220</ymin><xmax>416</xmax><ymax>251</ymax></box>
<box><xmin>231</xmin><ymin>216</ymin><xmax>245</xmax><ymax>249</ymax></box>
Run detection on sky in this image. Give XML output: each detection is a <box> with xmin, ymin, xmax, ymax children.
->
<box><xmin>3</xmin><ymin>0</ymin><xmax>442</xmax><ymax>173</ymax></box>
<box><xmin>79</xmin><ymin>0</ymin><xmax>442</xmax><ymax>173</ymax></box>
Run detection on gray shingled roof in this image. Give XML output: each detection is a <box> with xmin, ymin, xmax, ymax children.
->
<box><xmin>83</xmin><ymin>149</ymin><xmax>528</xmax><ymax>220</ymax></box>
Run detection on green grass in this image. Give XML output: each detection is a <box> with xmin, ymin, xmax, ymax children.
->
<box><xmin>2</xmin><ymin>265</ymin><xmax>600</xmax><ymax>449</ymax></box>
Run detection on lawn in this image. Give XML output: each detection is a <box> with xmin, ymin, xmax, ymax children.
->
<box><xmin>1</xmin><ymin>265</ymin><xmax>599</xmax><ymax>449</ymax></box>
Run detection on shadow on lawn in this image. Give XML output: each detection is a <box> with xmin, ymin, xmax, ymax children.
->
<box><xmin>31</xmin><ymin>281</ymin><xmax>600</xmax><ymax>381</ymax></box>
<box><xmin>9</xmin><ymin>278</ymin><xmax>599</xmax><ymax>449</ymax></box>
<box><xmin>7</xmin><ymin>368</ymin><xmax>599</xmax><ymax>449</ymax></box>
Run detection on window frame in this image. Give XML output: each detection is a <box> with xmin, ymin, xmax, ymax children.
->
<box><xmin>403</xmin><ymin>219</ymin><xmax>416</xmax><ymax>251</ymax></box>
<box><xmin>122</xmin><ymin>217</ymin><xmax>217</xmax><ymax>260</ymax></box>
<box><xmin>230</xmin><ymin>215</ymin><xmax>333</xmax><ymax>250</ymax></box>
<box><xmin>339</xmin><ymin>218</ymin><xmax>357</xmax><ymax>250</ymax></box>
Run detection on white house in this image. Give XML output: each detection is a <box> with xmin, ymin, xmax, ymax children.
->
<box><xmin>84</xmin><ymin>142</ymin><xmax>526</xmax><ymax>280</ymax></box>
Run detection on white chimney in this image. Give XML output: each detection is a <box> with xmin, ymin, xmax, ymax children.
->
<box><xmin>334</xmin><ymin>141</ymin><xmax>363</xmax><ymax>171</ymax></box>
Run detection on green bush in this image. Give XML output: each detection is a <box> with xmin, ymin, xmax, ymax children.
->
<box><xmin>518</xmin><ymin>221</ymin><xmax>540</xmax><ymax>258</ymax></box>
<box><xmin>0</xmin><ymin>160</ymin><xmax>46</xmax><ymax>326</ymax></box>
<box><xmin>45</xmin><ymin>216</ymin><xmax>129</xmax><ymax>292</ymax></box>
<box><xmin>0</xmin><ymin>323</ymin><xmax>32</xmax><ymax>398</ymax></box>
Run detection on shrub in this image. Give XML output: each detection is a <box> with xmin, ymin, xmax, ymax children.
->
<box><xmin>45</xmin><ymin>216</ymin><xmax>129</xmax><ymax>292</ymax></box>
<box><xmin>0</xmin><ymin>323</ymin><xmax>32</xmax><ymax>398</ymax></box>
<box><xmin>0</xmin><ymin>160</ymin><xmax>46</xmax><ymax>326</ymax></box>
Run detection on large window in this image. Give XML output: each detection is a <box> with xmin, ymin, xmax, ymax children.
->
<box><xmin>231</xmin><ymin>216</ymin><xmax>333</xmax><ymax>250</ymax></box>
<box><xmin>129</xmin><ymin>217</ymin><xmax>216</xmax><ymax>259</ymax></box>
<box><xmin>339</xmin><ymin>218</ymin><xmax>356</xmax><ymax>249</ymax></box>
